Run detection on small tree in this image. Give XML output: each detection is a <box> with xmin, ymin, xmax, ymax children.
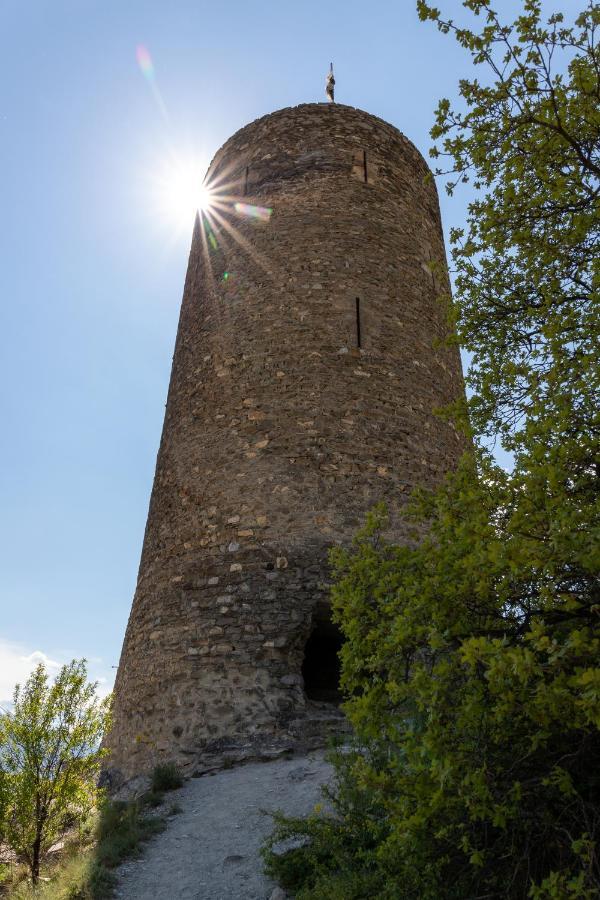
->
<box><xmin>0</xmin><ymin>659</ymin><xmax>111</xmax><ymax>884</ymax></box>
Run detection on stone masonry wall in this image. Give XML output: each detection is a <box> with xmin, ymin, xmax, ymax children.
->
<box><xmin>106</xmin><ymin>103</ymin><xmax>466</xmax><ymax>780</ymax></box>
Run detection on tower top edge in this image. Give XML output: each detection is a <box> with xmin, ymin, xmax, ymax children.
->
<box><xmin>205</xmin><ymin>103</ymin><xmax>432</xmax><ymax>179</ymax></box>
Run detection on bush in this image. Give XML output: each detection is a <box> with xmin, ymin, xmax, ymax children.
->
<box><xmin>263</xmin><ymin>747</ymin><xmax>391</xmax><ymax>899</ymax></box>
<box><xmin>151</xmin><ymin>764</ymin><xmax>183</xmax><ymax>793</ymax></box>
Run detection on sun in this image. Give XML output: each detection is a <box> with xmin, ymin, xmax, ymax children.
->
<box><xmin>197</xmin><ymin>183</ymin><xmax>213</xmax><ymax>211</ymax></box>
<box><xmin>154</xmin><ymin>156</ymin><xmax>213</xmax><ymax>231</ymax></box>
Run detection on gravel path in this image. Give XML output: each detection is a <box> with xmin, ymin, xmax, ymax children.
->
<box><xmin>115</xmin><ymin>751</ymin><xmax>333</xmax><ymax>900</ymax></box>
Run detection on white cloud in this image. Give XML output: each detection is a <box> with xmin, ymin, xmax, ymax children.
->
<box><xmin>0</xmin><ymin>639</ymin><xmax>114</xmax><ymax>708</ymax></box>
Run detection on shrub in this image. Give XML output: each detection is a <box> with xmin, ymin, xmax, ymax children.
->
<box><xmin>151</xmin><ymin>763</ymin><xmax>183</xmax><ymax>793</ymax></box>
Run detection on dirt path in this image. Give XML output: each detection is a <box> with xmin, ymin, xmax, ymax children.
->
<box><xmin>115</xmin><ymin>751</ymin><xmax>333</xmax><ymax>900</ymax></box>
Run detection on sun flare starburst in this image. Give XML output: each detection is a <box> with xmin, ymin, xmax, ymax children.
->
<box><xmin>148</xmin><ymin>151</ymin><xmax>275</xmax><ymax>285</ymax></box>
<box><xmin>154</xmin><ymin>157</ymin><xmax>213</xmax><ymax>231</ymax></box>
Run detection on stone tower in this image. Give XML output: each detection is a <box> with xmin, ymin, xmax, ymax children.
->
<box><xmin>107</xmin><ymin>103</ymin><xmax>465</xmax><ymax>780</ymax></box>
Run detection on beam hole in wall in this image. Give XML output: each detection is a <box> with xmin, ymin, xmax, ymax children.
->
<box><xmin>301</xmin><ymin>617</ymin><xmax>343</xmax><ymax>704</ymax></box>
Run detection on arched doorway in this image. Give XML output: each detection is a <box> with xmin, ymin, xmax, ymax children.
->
<box><xmin>301</xmin><ymin>616</ymin><xmax>343</xmax><ymax>704</ymax></box>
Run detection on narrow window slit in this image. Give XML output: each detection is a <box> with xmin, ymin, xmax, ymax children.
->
<box><xmin>363</xmin><ymin>150</ymin><xmax>368</xmax><ymax>183</ymax></box>
<box><xmin>355</xmin><ymin>297</ymin><xmax>362</xmax><ymax>348</ymax></box>
<box><xmin>244</xmin><ymin>167</ymin><xmax>249</xmax><ymax>195</ymax></box>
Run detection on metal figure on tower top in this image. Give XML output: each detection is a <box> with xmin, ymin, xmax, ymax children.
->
<box><xmin>326</xmin><ymin>63</ymin><xmax>335</xmax><ymax>102</ymax></box>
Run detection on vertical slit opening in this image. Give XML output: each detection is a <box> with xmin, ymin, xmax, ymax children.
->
<box><xmin>363</xmin><ymin>150</ymin><xmax>368</xmax><ymax>183</ymax></box>
<box><xmin>244</xmin><ymin>167</ymin><xmax>249</xmax><ymax>196</ymax></box>
<box><xmin>355</xmin><ymin>297</ymin><xmax>362</xmax><ymax>349</ymax></box>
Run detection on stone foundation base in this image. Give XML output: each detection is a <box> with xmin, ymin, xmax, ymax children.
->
<box><xmin>103</xmin><ymin>701</ymin><xmax>350</xmax><ymax>798</ymax></box>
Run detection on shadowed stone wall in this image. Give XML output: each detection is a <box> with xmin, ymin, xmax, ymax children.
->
<box><xmin>107</xmin><ymin>103</ymin><xmax>465</xmax><ymax>780</ymax></box>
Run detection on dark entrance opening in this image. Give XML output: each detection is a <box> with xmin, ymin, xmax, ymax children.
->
<box><xmin>302</xmin><ymin>619</ymin><xmax>344</xmax><ymax>704</ymax></box>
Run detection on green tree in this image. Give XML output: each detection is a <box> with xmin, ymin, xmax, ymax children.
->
<box><xmin>0</xmin><ymin>660</ymin><xmax>111</xmax><ymax>885</ymax></box>
<box><xmin>419</xmin><ymin>0</ymin><xmax>599</xmax><ymax>450</ymax></box>
<box><xmin>264</xmin><ymin>2</ymin><xmax>600</xmax><ymax>897</ymax></box>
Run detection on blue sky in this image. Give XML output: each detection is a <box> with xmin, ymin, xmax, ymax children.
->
<box><xmin>0</xmin><ymin>0</ymin><xmax>503</xmax><ymax>701</ymax></box>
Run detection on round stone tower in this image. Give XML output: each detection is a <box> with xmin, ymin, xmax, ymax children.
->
<box><xmin>107</xmin><ymin>103</ymin><xmax>465</xmax><ymax>780</ymax></box>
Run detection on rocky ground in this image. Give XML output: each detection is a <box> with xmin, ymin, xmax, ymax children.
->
<box><xmin>114</xmin><ymin>750</ymin><xmax>334</xmax><ymax>900</ymax></box>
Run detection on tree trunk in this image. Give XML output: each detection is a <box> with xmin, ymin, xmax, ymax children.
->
<box><xmin>31</xmin><ymin>833</ymin><xmax>41</xmax><ymax>885</ymax></box>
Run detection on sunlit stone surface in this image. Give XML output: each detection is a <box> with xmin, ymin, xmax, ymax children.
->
<box><xmin>106</xmin><ymin>103</ymin><xmax>466</xmax><ymax>782</ymax></box>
